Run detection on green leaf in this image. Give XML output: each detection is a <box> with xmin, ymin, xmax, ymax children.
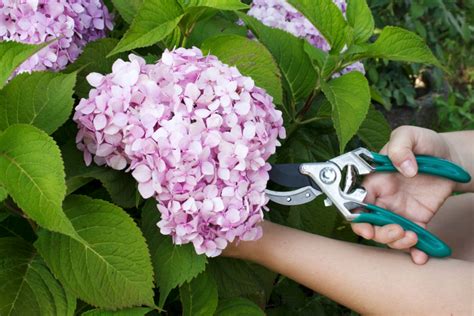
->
<box><xmin>109</xmin><ymin>0</ymin><xmax>184</xmax><ymax>56</ymax></box>
<box><xmin>369</xmin><ymin>85</ymin><xmax>389</xmax><ymax>110</ymax></box>
<box><xmin>0</xmin><ymin>124</ymin><xmax>75</xmax><ymax>236</ymax></box>
<box><xmin>202</xmin><ymin>34</ymin><xmax>283</xmax><ymax>105</ymax></box>
<box><xmin>321</xmin><ymin>72</ymin><xmax>370</xmax><ymax>152</ymax></box>
<box><xmin>66</xmin><ymin>39</ymin><xmax>127</xmax><ymax>98</ymax></box>
<box><xmin>187</xmin><ymin>15</ymin><xmax>247</xmax><ymax>47</ymax></box>
<box><xmin>0</xmin><ymin>41</ymin><xmax>45</xmax><ymax>89</ymax></box>
<box><xmin>0</xmin><ymin>185</ymin><xmax>7</xmax><ymax>202</ymax></box>
<box><xmin>283</xmin><ymin>194</ymin><xmax>356</xmax><ymax>242</ymax></box>
<box><xmin>215</xmin><ymin>297</ymin><xmax>264</xmax><ymax>316</ymax></box>
<box><xmin>0</xmin><ymin>237</ymin><xmax>76</xmax><ymax>316</ymax></box>
<box><xmin>0</xmin><ymin>214</ymin><xmax>36</xmax><ymax>242</ymax></box>
<box><xmin>303</xmin><ymin>41</ymin><xmax>327</xmax><ymax>73</ymax></box>
<box><xmin>367</xmin><ymin>26</ymin><xmax>442</xmax><ymax>68</ymax></box>
<box><xmin>238</xmin><ymin>13</ymin><xmax>318</xmax><ymax>104</ymax></box>
<box><xmin>180</xmin><ymin>271</ymin><xmax>218</xmax><ymax>316</ymax></box>
<box><xmin>357</xmin><ymin>105</ymin><xmax>391</xmax><ymax>152</ymax></box>
<box><xmin>287</xmin><ymin>0</ymin><xmax>349</xmax><ymax>52</ymax></box>
<box><xmin>62</xmin><ymin>141</ymin><xmax>138</xmax><ymax>208</ymax></box>
<box><xmin>141</xmin><ymin>200</ymin><xmax>207</xmax><ymax>307</ymax></box>
<box><xmin>82</xmin><ymin>307</ymin><xmax>153</xmax><ymax>316</ymax></box>
<box><xmin>180</xmin><ymin>0</ymin><xmax>248</xmax><ymax>10</ymax></box>
<box><xmin>209</xmin><ymin>257</ymin><xmax>276</xmax><ymax>307</ymax></box>
<box><xmin>0</xmin><ymin>72</ymin><xmax>76</xmax><ymax>135</ymax></box>
<box><xmin>35</xmin><ymin>195</ymin><xmax>155</xmax><ymax>309</ymax></box>
<box><xmin>286</xmin><ymin>198</ymin><xmax>339</xmax><ymax>237</ymax></box>
<box><xmin>346</xmin><ymin>0</ymin><xmax>374</xmax><ymax>44</ymax></box>
<box><xmin>111</xmin><ymin>0</ymin><xmax>143</xmax><ymax>24</ymax></box>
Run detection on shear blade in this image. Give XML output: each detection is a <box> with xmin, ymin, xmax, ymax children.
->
<box><xmin>269</xmin><ymin>164</ymin><xmax>321</xmax><ymax>190</ymax></box>
<box><xmin>266</xmin><ymin>187</ymin><xmax>322</xmax><ymax>206</ymax></box>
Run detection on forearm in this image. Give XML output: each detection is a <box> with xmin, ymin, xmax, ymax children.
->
<box><xmin>225</xmin><ymin>221</ymin><xmax>473</xmax><ymax>315</ymax></box>
<box><xmin>442</xmin><ymin>131</ymin><xmax>474</xmax><ymax>192</ymax></box>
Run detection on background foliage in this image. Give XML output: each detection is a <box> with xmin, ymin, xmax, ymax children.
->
<box><xmin>366</xmin><ymin>0</ymin><xmax>473</xmax><ymax>131</ymax></box>
<box><xmin>0</xmin><ymin>0</ymin><xmax>469</xmax><ymax>315</ymax></box>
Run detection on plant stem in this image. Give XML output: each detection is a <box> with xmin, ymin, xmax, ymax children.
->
<box><xmin>181</xmin><ymin>32</ymin><xmax>188</xmax><ymax>48</ymax></box>
<box><xmin>297</xmin><ymin>90</ymin><xmax>316</xmax><ymax>119</ymax></box>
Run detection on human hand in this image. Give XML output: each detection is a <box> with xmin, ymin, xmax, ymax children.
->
<box><xmin>351</xmin><ymin>126</ymin><xmax>456</xmax><ymax>264</ymax></box>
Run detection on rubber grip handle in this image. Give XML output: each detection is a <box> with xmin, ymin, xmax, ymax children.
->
<box><xmin>353</xmin><ymin>204</ymin><xmax>451</xmax><ymax>258</ymax></box>
<box><xmin>371</xmin><ymin>152</ymin><xmax>471</xmax><ymax>183</ymax></box>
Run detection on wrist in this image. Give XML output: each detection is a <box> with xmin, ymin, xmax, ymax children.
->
<box><xmin>222</xmin><ymin>221</ymin><xmax>270</xmax><ymax>261</ymax></box>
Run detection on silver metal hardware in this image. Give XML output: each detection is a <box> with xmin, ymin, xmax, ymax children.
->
<box><xmin>320</xmin><ymin>167</ymin><xmax>337</xmax><ymax>184</ymax></box>
<box><xmin>268</xmin><ymin>148</ymin><xmax>375</xmax><ymax>220</ymax></box>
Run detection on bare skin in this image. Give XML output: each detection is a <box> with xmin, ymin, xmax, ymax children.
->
<box><xmin>222</xmin><ymin>127</ymin><xmax>474</xmax><ymax>314</ymax></box>
<box><xmin>351</xmin><ymin>127</ymin><xmax>474</xmax><ymax>264</ymax></box>
<box><xmin>223</xmin><ymin>221</ymin><xmax>473</xmax><ymax>315</ymax></box>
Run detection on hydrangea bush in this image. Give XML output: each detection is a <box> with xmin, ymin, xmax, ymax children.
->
<box><xmin>0</xmin><ymin>0</ymin><xmax>442</xmax><ymax>314</ymax></box>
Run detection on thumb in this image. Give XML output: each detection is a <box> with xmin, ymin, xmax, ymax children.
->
<box><xmin>387</xmin><ymin>126</ymin><xmax>419</xmax><ymax>178</ymax></box>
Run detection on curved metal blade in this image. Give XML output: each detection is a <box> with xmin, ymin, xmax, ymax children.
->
<box><xmin>266</xmin><ymin>187</ymin><xmax>322</xmax><ymax>206</ymax></box>
<box><xmin>269</xmin><ymin>164</ymin><xmax>320</xmax><ymax>190</ymax></box>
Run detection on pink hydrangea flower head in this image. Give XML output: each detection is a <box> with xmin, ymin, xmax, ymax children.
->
<box><xmin>247</xmin><ymin>0</ymin><xmax>364</xmax><ymax>75</ymax></box>
<box><xmin>0</xmin><ymin>0</ymin><xmax>113</xmax><ymax>75</ymax></box>
<box><xmin>74</xmin><ymin>48</ymin><xmax>286</xmax><ymax>257</ymax></box>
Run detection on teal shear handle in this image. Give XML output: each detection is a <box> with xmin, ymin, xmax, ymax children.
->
<box><xmin>371</xmin><ymin>152</ymin><xmax>471</xmax><ymax>183</ymax></box>
<box><xmin>353</xmin><ymin>204</ymin><xmax>451</xmax><ymax>257</ymax></box>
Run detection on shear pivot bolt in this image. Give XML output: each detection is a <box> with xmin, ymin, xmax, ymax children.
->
<box><xmin>320</xmin><ymin>167</ymin><xmax>337</xmax><ymax>184</ymax></box>
<box><xmin>286</xmin><ymin>197</ymin><xmax>292</xmax><ymax>202</ymax></box>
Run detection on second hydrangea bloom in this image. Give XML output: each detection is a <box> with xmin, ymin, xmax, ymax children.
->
<box><xmin>74</xmin><ymin>48</ymin><xmax>285</xmax><ymax>257</ymax></box>
<box><xmin>247</xmin><ymin>0</ymin><xmax>365</xmax><ymax>75</ymax></box>
<box><xmin>0</xmin><ymin>0</ymin><xmax>113</xmax><ymax>75</ymax></box>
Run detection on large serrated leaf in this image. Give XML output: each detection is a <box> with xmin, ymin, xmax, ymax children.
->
<box><xmin>0</xmin><ymin>41</ymin><xmax>45</xmax><ymax>89</ymax></box>
<box><xmin>346</xmin><ymin>0</ymin><xmax>374</xmax><ymax>44</ymax></box>
<box><xmin>0</xmin><ymin>214</ymin><xmax>36</xmax><ymax>242</ymax></box>
<box><xmin>180</xmin><ymin>271</ymin><xmax>218</xmax><ymax>316</ymax></box>
<box><xmin>367</xmin><ymin>26</ymin><xmax>442</xmax><ymax>68</ymax></box>
<box><xmin>187</xmin><ymin>15</ymin><xmax>247</xmax><ymax>47</ymax></box>
<box><xmin>0</xmin><ymin>72</ymin><xmax>76</xmax><ymax>135</ymax></box>
<box><xmin>0</xmin><ymin>185</ymin><xmax>6</xmax><ymax>202</ymax></box>
<box><xmin>180</xmin><ymin>0</ymin><xmax>248</xmax><ymax>10</ymax></box>
<box><xmin>0</xmin><ymin>124</ymin><xmax>75</xmax><ymax>237</ymax></box>
<box><xmin>321</xmin><ymin>72</ymin><xmax>370</xmax><ymax>152</ymax></box>
<box><xmin>202</xmin><ymin>34</ymin><xmax>283</xmax><ymax>105</ymax></box>
<box><xmin>287</xmin><ymin>0</ymin><xmax>349</xmax><ymax>52</ymax></box>
<box><xmin>141</xmin><ymin>200</ymin><xmax>207</xmax><ymax>307</ymax></box>
<box><xmin>208</xmin><ymin>257</ymin><xmax>276</xmax><ymax>307</ymax></box>
<box><xmin>109</xmin><ymin>0</ymin><xmax>184</xmax><ymax>56</ymax></box>
<box><xmin>357</xmin><ymin>105</ymin><xmax>391</xmax><ymax>152</ymax></box>
<box><xmin>66</xmin><ymin>39</ymin><xmax>127</xmax><ymax>99</ymax></box>
<box><xmin>111</xmin><ymin>0</ymin><xmax>143</xmax><ymax>24</ymax></box>
<box><xmin>0</xmin><ymin>237</ymin><xmax>76</xmax><ymax>316</ymax></box>
<box><xmin>238</xmin><ymin>13</ymin><xmax>318</xmax><ymax>105</ymax></box>
<box><xmin>82</xmin><ymin>307</ymin><xmax>153</xmax><ymax>316</ymax></box>
<box><xmin>215</xmin><ymin>297</ymin><xmax>264</xmax><ymax>316</ymax></box>
<box><xmin>35</xmin><ymin>195</ymin><xmax>155</xmax><ymax>309</ymax></box>
<box><xmin>61</xmin><ymin>141</ymin><xmax>138</xmax><ymax>208</ymax></box>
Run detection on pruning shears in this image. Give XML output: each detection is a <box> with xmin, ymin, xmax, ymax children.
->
<box><xmin>266</xmin><ymin>148</ymin><xmax>471</xmax><ymax>258</ymax></box>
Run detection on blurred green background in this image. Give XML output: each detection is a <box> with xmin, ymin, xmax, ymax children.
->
<box><xmin>366</xmin><ymin>0</ymin><xmax>473</xmax><ymax>132</ymax></box>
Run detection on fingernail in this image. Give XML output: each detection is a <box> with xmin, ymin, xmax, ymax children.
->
<box><xmin>361</xmin><ymin>231</ymin><xmax>371</xmax><ymax>240</ymax></box>
<box><xmin>400</xmin><ymin>160</ymin><xmax>416</xmax><ymax>177</ymax></box>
